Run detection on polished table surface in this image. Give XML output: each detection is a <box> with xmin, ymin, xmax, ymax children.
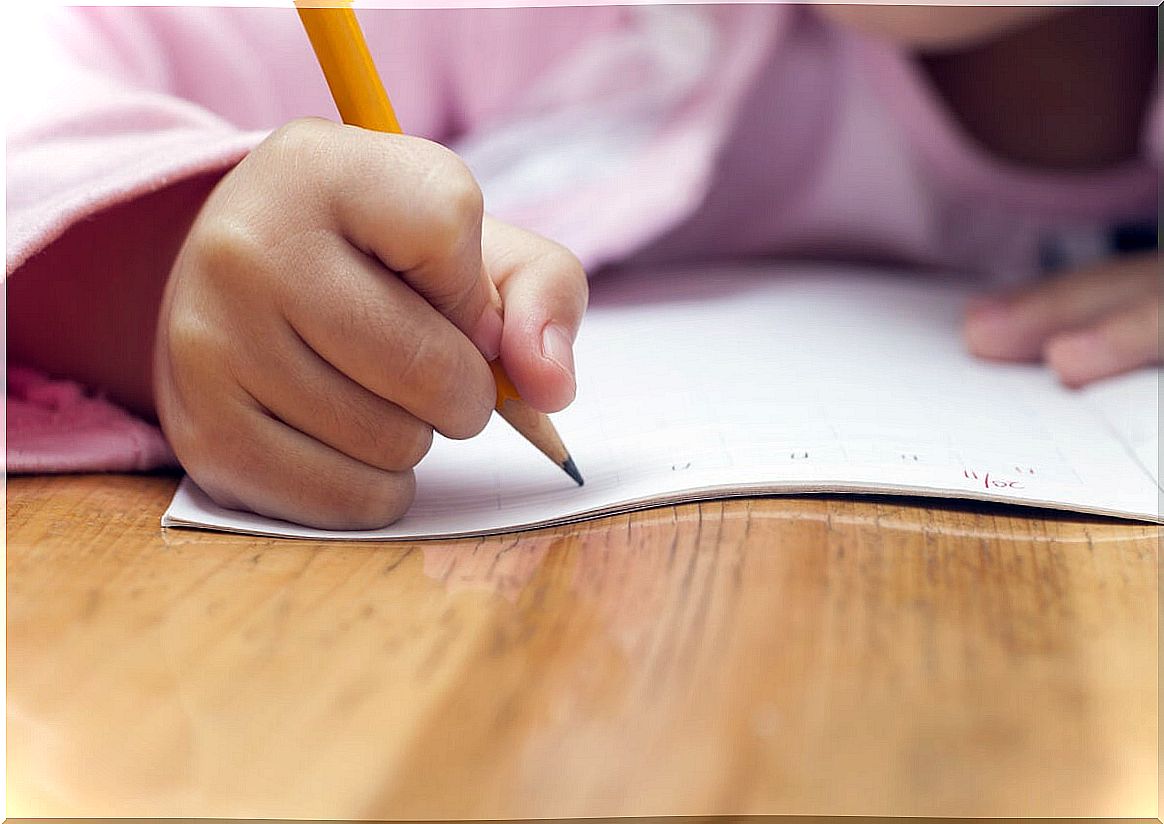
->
<box><xmin>6</xmin><ymin>474</ymin><xmax>1159</xmax><ymax>818</ymax></box>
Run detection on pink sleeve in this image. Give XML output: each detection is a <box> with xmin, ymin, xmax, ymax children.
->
<box><xmin>6</xmin><ymin>9</ymin><xmax>269</xmax><ymax>276</ymax></box>
<box><xmin>6</xmin><ymin>368</ymin><xmax>177</xmax><ymax>474</ymax></box>
<box><xmin>6</xmin><ymin>9</ymin><xmax>267</xmax><ymax>473</ymax></box>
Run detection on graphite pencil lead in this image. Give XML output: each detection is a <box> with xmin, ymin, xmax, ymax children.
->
<box><xmin>561</xmin><ymin>456</ymin><xmax>584</xmax><ymax>487</ymax></box>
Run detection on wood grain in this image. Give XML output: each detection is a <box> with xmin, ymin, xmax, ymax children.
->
<box><xmin>6</xmin><ymin>474</ymin><xmax>1158</xmax><ymax>818</ymax></box>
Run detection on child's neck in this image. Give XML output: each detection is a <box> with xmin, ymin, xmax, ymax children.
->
<box><xmin>918</xmin><ymin>7</ymin><xmax>1156</xmax><ymax>172</ymax></box>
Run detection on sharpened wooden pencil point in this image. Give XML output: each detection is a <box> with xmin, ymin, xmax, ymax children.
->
<box><xmin>490</xmin><ymin>361</ymin><xmax>581</xmax><ymax>485</ymax></box>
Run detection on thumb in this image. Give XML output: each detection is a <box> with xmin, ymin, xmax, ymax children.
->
<box><xmin>483</xmin><ymin>217</ymin><xmax>588</xmax><ymax>413</ymax></box>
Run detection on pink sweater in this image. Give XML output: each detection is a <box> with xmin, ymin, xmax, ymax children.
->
<box><xmin>7</xmin><ymin>5</ymin><xmax>1160</xmax><ymax>473</ymax></box>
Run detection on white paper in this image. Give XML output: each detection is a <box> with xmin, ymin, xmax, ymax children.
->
<box><xmin>163</xmin><ymin>263</ymin><xmax>1162</xmax><ymax>539</ymax></box>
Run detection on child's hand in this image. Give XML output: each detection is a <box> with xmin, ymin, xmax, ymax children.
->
<box><xmin>964</xmin><ymin>252</ymin><xmax>1160</xmax><ymax>387</ymax></box>
<box><xmin>154</xmin><ymin>118</ymin><xmax>587</xmax><ymax>529</ymax></box>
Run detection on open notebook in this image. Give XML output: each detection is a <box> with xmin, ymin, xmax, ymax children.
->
<box><xmin>163</xmin><ymin>264</ymin><xmax>1162</xmax><ymax>539</ymax></box>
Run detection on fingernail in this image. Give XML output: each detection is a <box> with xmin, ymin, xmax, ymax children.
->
<box><xmin>471</xmin><ymin>303</ymin><xmax>504</xmax><ymax>362</ymax></box>
<box><xmin>541</xmin><ymin>323</ymin><xmax>575</xmax><ymax>380</ymax></box>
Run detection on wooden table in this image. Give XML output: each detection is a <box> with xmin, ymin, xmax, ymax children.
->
<box><xmin>6</xmin><ymin>474</ymin><xmax>1158</xmax><ymax>819</ymax></box>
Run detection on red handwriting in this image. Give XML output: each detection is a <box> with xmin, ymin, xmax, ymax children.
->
<box><xmin>963</xmin><ymin>469</ymin><xmax>1025</xmax><ymax>490</ymax></box>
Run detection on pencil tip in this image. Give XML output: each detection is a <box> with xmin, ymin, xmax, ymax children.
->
<box><xmin>561</xmin><ymin>456</ymin><xmax>584</xmax><ymax>487</ymax></box>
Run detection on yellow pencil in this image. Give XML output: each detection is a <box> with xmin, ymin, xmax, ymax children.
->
<box><xmin>295</xmin><ymin>0</ymin><xmax>583</xmax><ymax>486</ymax></box>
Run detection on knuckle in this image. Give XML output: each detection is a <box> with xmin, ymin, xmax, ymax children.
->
<box><xmin>165</xmin><ymin>315</ymin><xmax>229</xmax><ymax>390</ymax></box>
<box><xmin>546</xmin><ymin>243</ymin><xmax>589</xmax><ymax>307</ymax></box>
<box><xmin>421</xmin><ymin>149</ymin><xmax>484</xmax><ymax>244</ymax></box>
<box><xmin>195</xmin><ymin>216</ymin><xmax>268</xmax><ymax>282</ymax></box>
<box><xmin>165</xmin><ymin>311</ymin><xmax>212</xmax><ymax>357</ymax></box>
<box><xmin>541</xmin><ymin>240</ymin><xmax>585</xmax><ymax>274</ymax></box>
<box><xmin>267</xmin><ymin>117</ymin><xmax>333</xmax><ymax>163</ymax></box>
<box><xmin>445</xmin><ymin>163</ymin><xmax>485</xmax><ymax>224</ymax></box>
<box><xmin>260</xmin><ymin>118</ymin><xmax>343</xmax><ymax>195</ymax></box>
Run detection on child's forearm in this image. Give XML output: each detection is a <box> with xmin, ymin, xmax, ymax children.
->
<box><xmin>8</xmin><ymin>171</ymin><xmax>224</xmax><ymax>422</ymax></box>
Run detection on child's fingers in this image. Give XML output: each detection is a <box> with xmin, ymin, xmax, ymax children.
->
<box><xmin>239</xmin><ymin>323</ymin><xmax>434</xmax><ymax>473</ymax></box>
<box><xmin>1043</xmin><ymin>299</ymin><xmax>1161</xmax><ymax>388</ymax></box>
<box><xmin>279</xmin><ymin>238</ymin><xmax>496</xmax><ymax>440</ymax></box>
<box><xmin>274</xmin><ymin>119</ymin><xmax>503</xmax><ymax>360</ymax></box>
<box><xmin>964</xmin><ymin>253</ymin><xmax>1158</xmax><ymax>361</ymax></box>
<box><xmin>483</xmin><ymin>217</ymin><xmax>588</xmax><ymax>413</ymax></box>
<box><xmin>175</xmin><ymin>391</ymin><xmax>416</xmax><ymax>531</ymax></box>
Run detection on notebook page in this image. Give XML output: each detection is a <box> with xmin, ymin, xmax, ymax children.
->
<box><xmin>163</xmin><ymin>264</ymin><xmax>1162</xmax><ymax>539</ymax></box>
<box><xmin>1080</xmin><ymin>369</ymin><xmax>1161</xmax><ymax>502</ymax></box>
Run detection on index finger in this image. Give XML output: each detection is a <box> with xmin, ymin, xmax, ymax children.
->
<box><xmin>277</xmin><ymin>118</ymin><xmax>503</xmax><ymax>358</ymax></box>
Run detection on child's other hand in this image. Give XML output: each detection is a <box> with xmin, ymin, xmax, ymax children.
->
<box><xmin>154</xmin><ymin>118</ymin><xmax>587</xmax><ymax>529</ymax></box>
<box><xmin>964</xmin><ymin>252</ymin><xmax>1160</xmax><ymax>387</ymax></box>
